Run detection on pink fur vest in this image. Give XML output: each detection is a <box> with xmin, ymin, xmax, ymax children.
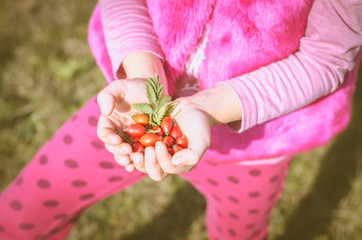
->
<box><xmin>88</xmin><ymin>0</ymin><xmax>358</xmax><ymax>162</ymax></box>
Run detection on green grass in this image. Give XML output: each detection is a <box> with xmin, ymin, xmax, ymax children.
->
<box><xmin>0</xmin><ymin>0</ymin><xmax>361</xmax><ymax>239</ymax></box>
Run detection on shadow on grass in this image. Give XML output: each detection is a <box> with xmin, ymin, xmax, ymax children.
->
<box><xmin>277</xmin><ymin>68</ymin><xmax>362</xmax><ymax>239</ymax></box>
<box><xmin>122</xmin><ymin>181</ymin><xmax>206</xmax><ymax>240</ymax></box>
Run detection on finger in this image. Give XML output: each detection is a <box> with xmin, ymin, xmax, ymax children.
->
<box><xmin>114</xmin><ymin>154</ymin><xmax>132</xmax><ymax>167</ymax></box>
<box><xmin>171</xmin><ymin>149</ymin><xmax>198</xmax><ymax>167</ymax></box>
<box><xmin>97</xmin><ymin>81</ymin><xmax>126</xmax><ymax>116</ymax></box>
<box><xmin>113</xmin><ymin>143</ymin><xmax>133</xmax><ymax>167</ymax></box>
<box><xmin>97</xmin><ymin>89</ymin><xmax>116</xmax><ymax>116</ymax></box>
<box><xmin>155</xmin><ymin>141</ymin><xmax>176</xmax><ymax>173</ymax></box>
<box><xmin>132</xmin><ymin>152</ymin><xmax>147</xmax><ymax>173</ymax></box>
<box><xmin>105</xmin><ymin>144</ymin><xmax>119</xmax><ymax>154</ymax></box>
<box><xmin>125</xmin><ymin>163</ymin><xmax>135</xmax><ymax>172</ymax></box>
<box><xmin>106</xmin><ymin>142</ymin><xmax>132</xmax><ymax>156</ymax></box>
<box><xmin>144</xmin><ymin>147</ymin><xmax>168</xmax><ymax>181</ymax></box>
<box><xmin>171</xmin><ymin>136</ymin><xmax>206</xmax><ymax>168</ymax></box>
<box><xmin>171</xmin><ymin>131</ymin><xmax>208</xmax><ymax>167</ymax></box>
<box><xmin>97</xmin><ymin>115</ymin><xmax>122</xmax><ymax>145</ymax></box>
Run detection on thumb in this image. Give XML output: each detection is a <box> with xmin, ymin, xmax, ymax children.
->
<box><xmin>97</xmin><ymin>81</ymin><xmax>127</xmax><ymax>116</ymax></box>
<box><xmin>97</xmin><ymin>91</ymin><xmax>115</xmax><ymax>116</ymax></box>
<box><xmin>171</xmin><ymin>132</ymin><xmax>209</xmax><ymax>167</ymax></box>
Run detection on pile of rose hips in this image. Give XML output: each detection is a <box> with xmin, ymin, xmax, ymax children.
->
<box><xmin>122</xmin><ymin>114</ymin><xmax>188</xmax><ymax>155</ymax></box>
<box><xmin>118</xmin><ymin>75</ymin><xmax>188</xmax><ymax>155</ymax></box>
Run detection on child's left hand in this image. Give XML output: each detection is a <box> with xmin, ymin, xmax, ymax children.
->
<box><xmin>96</xmin><ymin>78</ymin><xmax>152</xmax><ymax>172</ymax></box>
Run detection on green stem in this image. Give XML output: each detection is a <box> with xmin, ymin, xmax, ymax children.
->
<box><xmin>116</xmin><ymin>131</ymin><xmax>133</xmax><ymax>145</ymax></box>
<box><xmin>171</xmin><ymin>108</ymin><xmax>182</xmax><ymax>119</ymax></box>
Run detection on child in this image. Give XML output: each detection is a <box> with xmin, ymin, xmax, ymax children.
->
<box><xmin>0</xmin><ymin>0</ymin><xmax>361</xmax><ymax>239</ymax></box>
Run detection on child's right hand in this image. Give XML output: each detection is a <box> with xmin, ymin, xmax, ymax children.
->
<box><xmin>97</xmin><ymin>51</ymin><xmax>168</xmax><ymax>173</ymax></box>
<box><xmin>96</xmin><ymin>78</ymin><xmax>150</xmax><ymax>172</ymax></box>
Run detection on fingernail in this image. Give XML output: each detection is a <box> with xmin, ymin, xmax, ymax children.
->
<box><xmin>172</xmin><ymin>157</ymin><xmax>184</xmax><ymax>166</ymax></box>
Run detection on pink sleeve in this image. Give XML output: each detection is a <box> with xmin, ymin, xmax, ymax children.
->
<box><xmin>223</xmin><ymin>0</ymin><xmax>362</xmax><ymax>132</ymax></box>
<box><xmin>99</xmin><ymin>0</ymin><xmax>164</xmax><ymax>78</ymax></box>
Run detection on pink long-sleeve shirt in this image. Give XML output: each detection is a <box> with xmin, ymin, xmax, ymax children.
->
<box><xmin>99</xmin><ymin>0</ymin><xmax>362</xmax><ymax>133</ymax></box>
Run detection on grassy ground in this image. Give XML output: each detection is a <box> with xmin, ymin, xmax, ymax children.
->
<box><xmin>1</xmin><ymin>0</ymin><xmax>361</xmax><ymax>239</ymax></box>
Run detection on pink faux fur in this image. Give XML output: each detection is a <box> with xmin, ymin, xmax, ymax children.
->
<box><xmin>88</xmin><ymin>1</ymin><xmax>359</xmax><ymax>163</ymax></box>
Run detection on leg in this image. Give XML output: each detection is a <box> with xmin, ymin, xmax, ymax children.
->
<box><xmin>0</xmin><ymin>96</ymin><xmax>145</xmax><ymax>240</ymax></box>
<box><xmin>181</xmin><ymin>156</ymin><xmax>291</xmax><ymax>240</ymax></box>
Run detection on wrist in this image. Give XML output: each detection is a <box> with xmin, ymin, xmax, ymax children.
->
<box><xmin>122</xmin><ymin>51</ymin><xmax>168</xmax><ymax>88</ymax></box>
<box><xmin>187</xmin><ymin>84</ymin><xmax>242</xmax><ymax>127</ymax></box>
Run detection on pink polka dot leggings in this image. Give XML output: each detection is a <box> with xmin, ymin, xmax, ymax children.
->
<box><xmin>0</xmin><ymin>96</ymin><xmax>291</xmax><ymax>240</ymax></box>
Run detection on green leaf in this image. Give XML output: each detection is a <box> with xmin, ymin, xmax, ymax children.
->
<box><xmin>146</xmin><ymin>80</ymin><xmax>158</xmax><ymax>105</ymax></box>
<box><xmin>156</xmin><ymin>83</ymin><xmax>163</xmax><ymax>101</ymax></box>
<box><xmin>131</xmin><ymin>103</ymin><xmax>153</xmax><ymax>114</ymax></box>
<box><xmin>149</xmin><ymin>119</ymin><xmax>158</xmax><ymax>127</ymax></box>
<box><xmin>165</xmin><ymin>101</ymin><xmax>179</xmax><ymax>116</ymax></box>
<box><xmin>154</xmin><ymin>95</ymin><xmax>171</xmax><ymax>112</ymax></box>
<box><xmin>145</xmin><ymin>75</ymin><xmax>164</xmax><ymax>105</ymax></box>
<box><xmin>130</xmin><ymin>75</ymin><xmax>180</xmax><ymax>126</ymax></box>
<box><xmin>148</xmin><ymin>113</ymin><xmax>158</xmax><ymax>127</ymax></box>
<box><xmin>154</xmin><ymin>103</ymin><xmax>169</xmax><ymax>125</ymax></box>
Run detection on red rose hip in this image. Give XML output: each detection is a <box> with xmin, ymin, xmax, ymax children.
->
<box><xmin>161</xmin><ymin>116</ymin><xmax>173</xmax><ymax>135</ymax></box>
<box><xmin>167</xmin><ymin>147</ymin><xmax>174</xmax><ymax>155</ymax></box>
<box><xmin>162</xmin><ymin>136</ymin><xmax>175</xmax><ymax>148</ymax></box>
<box><xmin>176</xmin><ymin>135</ymin><xmax>188</xmax><ymax>148</ymax></box>
<box><xmin>132</xmin><ymin>142</ymin><xmax>145</xmax><ymax>153</ymax></box>
<box><xmin>128</xmin><ymin>136</ymin><xmax>140</xmax><ymax>143</ymax></box>
<box><xmin>140</xmin><ymin>133</ymin><xmax>161</xmax><ymax>147</ymax></box>
<box><xmin>124</xmin><ymin>124</ymin><xmax>146</xmax><ymax>138</ymax></box>
<box><xmin>132</xmin><ymin>114</ymin><xmax>149</xmax><ymax>126</ymax></box>
<box><xmin>170</xmin><ymin>125</ymin><xmax>182</xmax><ymax>139</ymax></box>
<box><xmin>172</xmin><ymin>144</ymin><xmax>183</xmax><ymax>154</ymax></box>
<box><xmin>152</xmin><ymin>126</ymin><xmax>164</xmax><ymax>136</ymax></box>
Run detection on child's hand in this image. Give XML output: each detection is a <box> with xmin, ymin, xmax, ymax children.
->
<box><xmin>131</xmin><ymin>96</ymin><xmax>212</xmax><ymax>181</ymax></box>
<box><xmin>97</xmin><ymin>78</ymin><xmax>151</xmax><ymax>171</ymax></box>
<box><xmin>131</xmin><ymin>83</ymin><xmax>243</xmax><ymax>181</ymax></box>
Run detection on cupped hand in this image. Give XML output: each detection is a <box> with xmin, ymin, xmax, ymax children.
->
<box><xmin>97</xmin><ymin>78</ymin><xmax>151</xmax><ymax>171</ymax></box>
<box><xmin>132</xmin><ymin>96</ymin><xmax>212</xmax><ymax>181</ymax></box>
